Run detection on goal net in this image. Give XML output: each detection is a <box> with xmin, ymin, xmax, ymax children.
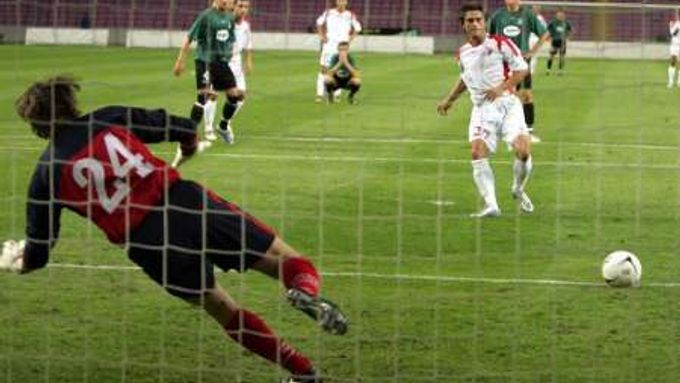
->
<box><xmin>1</xmin><ymin>0</ymin><xmax>679</xmax><ymax>382</ymax></box>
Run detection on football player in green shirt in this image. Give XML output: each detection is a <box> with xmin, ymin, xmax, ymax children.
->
<box><xmin>173</xmin><ymin>0</ymin><xmax>239</xmax><ymax>144</ymax></box>
<box><xmin>324</xmin><ymin>41</ymin><xmax>362</xmax><ymax>104</ymax></box>
<box><xmin>488</xmin><ymin>0</ymin><xmax>549</xmax><ymax>142</ymax></box>
<box><xmin>546</xmin><ymin>9</ymin><xmax>573</xmax><ymax>75</ymax></box>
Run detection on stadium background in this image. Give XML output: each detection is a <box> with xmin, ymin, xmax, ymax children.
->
<box><xmin>1</xmin><ymin>1</ymin><xmax>680</xmax><ymax>383</ymax></box>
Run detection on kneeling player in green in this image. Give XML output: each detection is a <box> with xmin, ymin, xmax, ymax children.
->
<box><xmin>324</xmin><ymin>41</ymin><xmax>362</xmax><ymax>104</ymax></box>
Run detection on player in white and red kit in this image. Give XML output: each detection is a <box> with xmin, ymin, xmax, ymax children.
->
<box><xmin>5</xmin><ymin>76</ymin><xmax>347</xmax><ymax>383</ymax></box>
<box><xmin>315</xmin><ymin>0</ymin><xmax>362</xmax><ymax>102</ymax></box>
<box><xmin>437</xmin><ymin>4</ymin><xmax>535</xmax><ymax>218</ymax></box>
<box><xmin>668</xmin><ymin>10</ymin><xmax>680</xmax><ymax>88</ymax></box>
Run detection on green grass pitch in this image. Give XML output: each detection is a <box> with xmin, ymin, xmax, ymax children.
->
<box><xmin>0</xmin><ymin>45</ymin><xmax>680</xmax><ymax>382</ymax></box>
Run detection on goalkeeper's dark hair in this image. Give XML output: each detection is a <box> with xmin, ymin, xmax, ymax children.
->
<box><xmin>459</xmin><ymin>3</ymin><xmax>485</xmax><ymax>25</ymax></box>
<box><xmin>15</xmin><ymin>75</ymin><xmax>81</xmax><ymax>140</ymax></box>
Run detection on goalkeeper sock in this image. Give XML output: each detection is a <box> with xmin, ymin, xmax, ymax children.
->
<box><xmin>282</xmin><ymin>257</ymin><xmax>320</xmax><ymax>297</ymax></box>
<box><xmin>523</xmin><ymin>103</ymin><xmax>535</xmax><ymax>130</ymax></box>
<box><xmin>547</xmin><ymin>57</ymin><xmax>553</xmax><ymax>70</ymax></box>
<box><xmin>204</xmin><ymin>99</ymin><xmax>217</xmax><ymax>133</ymax></box>
<box><xmin>224</xmin><ymin>309</ymin><xmax>314</xmax><ymax>375</ymax></box>
<box><xmin>472</xmin><ymin>158</ymin><xmax>498</xmax><ymax>209</ymax></box>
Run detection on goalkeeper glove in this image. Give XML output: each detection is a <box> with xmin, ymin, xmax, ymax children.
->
<box><xmin>0</xmin><ymin>240</ymin><xmax>25</xmax><ymax>273</ymax></box>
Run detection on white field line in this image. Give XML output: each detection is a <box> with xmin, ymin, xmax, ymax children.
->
<box><xmin>48</xmin><ymin>262</ymin><xmax>680</xmax><ymax>288</ymax></box>
<box><xmin>1</xmin><ymin>145</ymin><xmax>679</xmax><ymax>170</ymax></box>
<box><xmin>1</xmin><ymin>134</ymin><xmax>679</xmax><ymax>152</ymax></box>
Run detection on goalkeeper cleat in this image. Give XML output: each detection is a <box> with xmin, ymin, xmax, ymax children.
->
<box><xmin>529</xmin><ymin>133</ymin><xmax>542</xmax><ymax>143</ymax></box>
<box><xmin>282</xmin><ymin>369</ymin><xmax>323</xmax><ymax>383</ymax></box>
<box><xmin>513</xmin><ymin>189</ymin><xmax>534</xmax><ymax>213</ymax></box>
<box><xmin>286</xmin><ymin>289</ymin><xmax>348</xmax><ymax>335</ymax></box>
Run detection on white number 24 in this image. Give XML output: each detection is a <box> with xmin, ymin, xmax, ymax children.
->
<box><xmin>73</xmin><ymin>133</ymin><xmax>154</xmax><ymax>213</ymax></box>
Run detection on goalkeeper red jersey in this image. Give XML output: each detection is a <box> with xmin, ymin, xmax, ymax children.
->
<box><xmin>23</xmin><ymin>106</ymin><xmax>197</xmax><ymax>269</ymax></box>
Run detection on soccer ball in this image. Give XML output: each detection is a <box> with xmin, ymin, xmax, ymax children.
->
<box><xmin>601</xmin><ymin>250</ymin><xmax>642</xmax><ymax>288</ymax></box>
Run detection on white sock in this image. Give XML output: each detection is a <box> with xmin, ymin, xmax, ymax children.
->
<box><xmin>204</xmin><ymin>99</ymin><xmax>217</xmax><ymax>133</ymax></box>
<box><xmin>669</xmin><ymin>66</ymin><xmax>677</xmax><ymax>85</ymax></box>
<box><xmin>334</xmin><ymin>89</ymin><xmax>342</xmax><ymax>99</ymax></box>
<box><xmin>317</xmin><ymin>73</ymin><xmax>326</xmax><ymax>97</ymax></box>
<box><xmin>512</xmin><ymin>155</ymin><xmax>533</xmax><ymax>192</ymax></box>
<box><xmin>471</xmin><ymin>158</ymin><xmax>498</xmax><ymax>209</ymax></box>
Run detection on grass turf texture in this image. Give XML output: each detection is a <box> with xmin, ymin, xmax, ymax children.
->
<box><xmin>0</xmin><ymin>45</ymin><xmax>680</xmax><ymax>382</ymax></box>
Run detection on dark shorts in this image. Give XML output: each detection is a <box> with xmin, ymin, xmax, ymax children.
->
<box><xmin>330</xmin><ymin>75</ymin><xmax>352</xmax><ymax>90</ymax></box>
<box><xmin>195</xmin><ymin>59</ymin><xmax>237</xmax><ymax>91</ymax></box>
<box><xmin>550</xmin><ymin>40</ymin><xmax>567</xmax><ymax>55</ymax></box>
<box><xmin>516</xmin><ymin>57</ymin><xmax>533</xmax><ymax>91</ymax></box>
<box><xmin>129</xmin><ymin>180</ymin><xmax>276</xmax><ymax>299</ymax></box>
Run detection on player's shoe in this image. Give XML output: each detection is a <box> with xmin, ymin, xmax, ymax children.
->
<box><xmin>469</xmin><ymin>205</ymin><xmax>501</xmax><ymax>218</ymax></box>
<box><xmin>347</xmin><ymin>93</ymin><xmax>357</xmax><ymax>105</ymax></box>
<box><xmin>204</xmin><ymin>129</ymin><xmax>217</xmax><ymax>142</ymax></box>
<box><xmin>286</xmin><ymin>289</ymin><xmax>348</xmax><ymax>335</ymax></box>
<box><xmin>512</xmin><ymin>189</ymin><xmax>534</xmax><ymax>213</ymax></box>
<box><xmin>529</xmin><ymin>133</ymin><xmax>542</xmax><ymax>143</ymax></box>
<box><xmin>282</xmin><ymin>370</ymin><xmax>323</xmax><ymax>383</ymax></box>
<box><xmin>315</xmin><ymin>96</ymin><xmax>324</xmax><ymax>103</ymax></box>
<box><xmin>216</xmin><ymin>122</ymin><xmax>235</xmax><ymax>144</ymax></box>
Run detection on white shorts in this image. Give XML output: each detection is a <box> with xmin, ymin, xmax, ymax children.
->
<box><xmin>229</xmin><ymin>62</ymin><xmax>247</xmax><ymax>91</ymax></box>
<box><xmin>670</xmin><ymin>43</ymin><xmax>680</xmax><ymax>57</ymax></box>
<box><xmin>319</xmin><ymin>42</ymin><xmax>339</xmax><ymax>67</ymax></box>
<box><xmin>468</xmin><ymin>96</ymin><xmax>528</xmax><ymax>153</ymax></box>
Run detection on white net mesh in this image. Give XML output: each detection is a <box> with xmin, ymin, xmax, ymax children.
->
<box><xmin>2</xmin><ymin>1</ymin><xmax>680</xmax><ymax>383</ymax></box>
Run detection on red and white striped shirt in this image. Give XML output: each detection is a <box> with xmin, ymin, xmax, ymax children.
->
<box><xmin>458</xmin><ymin>34</ymin><xmax>527</xmax><ymax>106</ymax></box>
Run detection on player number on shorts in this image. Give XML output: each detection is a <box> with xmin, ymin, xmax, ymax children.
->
<box><xmin>73</xmin><ymin>133</ymin><xmax>154</xmax><ymax>213</ymax></box>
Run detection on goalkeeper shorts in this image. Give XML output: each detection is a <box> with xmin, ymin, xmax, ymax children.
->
<box><xmin>128</xmin><ymin>180</ymin><xmax>276</xmax><ymax>299</ymax></box>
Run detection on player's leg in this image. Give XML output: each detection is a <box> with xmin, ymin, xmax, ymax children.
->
<box><xmin>197</xmin><ymin>284</ymin><xmax>322</xmax><ymax>382</ymax></box>
<box><xmin>210</xmin><ymin>62</ymin><xmax>243</xmax><ymax>144</ymax></box>
<box><xmin>317</xmin><ymin>46</ymin><xmax>330</xmax><ymax>102</ymax></box>
<box><xmin>251</xmin><ymin>237</ymin><xmax>348</xmax><ymax>335</ymax></box>
<box><xmin>347</xmin><ymin>77</ymin><xmax>361</xmax><ymax>105</ymax></box>
<box><xmin>547</xmin><ymin>46</ymin><xmax>557</xmax><ymax>74</ymax></box>
<box><xmin>558</xmin><ymin>42</ymin><xmax>567</xmax><ymax>74</ymax></box>
<box><xmin>201</xmin><ymin>186</ymin><xmax>348</xmax><ymax>335</ymax></box>
<box><xmin>203</xmin><ymin>92</ymin><xmax>218</xmax><ymax>141</ymax></box>
<box><xmin>233</xmin><ymin>65</ymin><xmax>247</xmax><ymax>119</ymax></box>
<box><xmin>503</xmin><ymin>99</ymin><xmax>534</xmax><ymax>213</ymax></box>
<box><xmin>668</xmin><ymin>46</ymin><xmax>678</xmax><ymax>88</ymax></box>
<box><xmin>518</xmin><ymin>73</ymin><xmax>539</xmax><ymax>143</ymax></box>
<box><xmin>468</xmin><ymin>106</ymin><xmax>500</xmax><ymax>218</ymax></box>
<box><xmin>191</xmin><ymin>60</ymin><xmax>210</xmax><ymax>124</ymax></box>
<box><xmin>323</xmin><ymin>74</ymin><xmax>338</xmax><ymax>104</ymax></box>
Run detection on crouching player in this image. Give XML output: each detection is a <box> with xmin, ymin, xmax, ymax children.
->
<box><xmin>4</xmin><ymin>76</ymin><xmax>348</xmax><ymax>383</ymax></box>
<box><xmin>324</xmin><ymin>41</ymin><xmax>362</xmax><ymax>104</ymax></box>
<box><xmin>437</xmin><ymin>4</ymin><xmax>535</xmax><ymax>218</ymax></box>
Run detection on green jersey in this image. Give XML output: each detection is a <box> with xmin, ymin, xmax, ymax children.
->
<box><xmin>488</xmin><ymin>5</ymin><xmax>547</xmax><ymax>53</ymax></box>
<box><xmin>547</xmin><ymin>19</ymin><xmax>572</xmax><ymax>42</ymax></box>
<box><xmin>188</xmin><ymin>7</ymin><xmax>235</xmax><ymax>63</ymax></box>
<box><xmin>328</xmin><ymin>53</ymin><xmax>357</xmax><ymax>78</ymax></box>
